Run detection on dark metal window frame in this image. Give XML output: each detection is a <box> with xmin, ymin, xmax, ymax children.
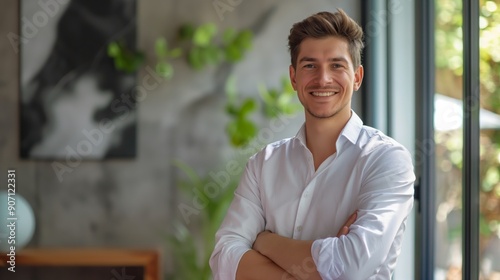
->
<box><xmin>415</xmin><ymin>0</ymin><xmax>435</xmax><ymax>279</ymax></box>
<box><xmin>462</xmin><ymin>0</ymin><xmax>480</xmax><ymax>278</ymax></box>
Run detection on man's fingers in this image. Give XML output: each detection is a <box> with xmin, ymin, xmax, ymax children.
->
<box><xmin>336</xmin><ymin>211</ymin><xmax>358</xmax><ymax>237</ymax></box>
<box><xmin>345</xmin><ymin>211</ymin><xmax>357</xmax><ymax>227</ymax></box>
<box><xmin>341</xmin><ymin>226</ymin><xmax>348</xmax><ymax>235</ymax></box>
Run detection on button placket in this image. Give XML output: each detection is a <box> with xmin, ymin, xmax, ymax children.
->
<box><xmin>293</xmin><ymin>179</ymin><xmax>316</xmax><ymax>239</ymax></box>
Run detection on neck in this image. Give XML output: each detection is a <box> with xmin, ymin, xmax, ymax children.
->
<box><xmin>305</xmin><ymin>110</ymin><xmax>352</xmax><ymax>170</ymax></box>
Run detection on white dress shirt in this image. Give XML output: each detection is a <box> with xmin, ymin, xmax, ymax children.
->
<box><xmin>210</xmin><ymin>111</ymin><xmax>415</xmax><ymax>280</ymax></box>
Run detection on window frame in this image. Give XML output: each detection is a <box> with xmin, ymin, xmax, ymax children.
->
<box><xmin>362</xmin><ymin>0</ymin><xmax>482</xmax><ymax>278</ymax></box>
<box><xmin>462</xmin><ymin>0</ymin><xmax>481</xmax><ymax>278</ymax></box>
<box><xmin>415</xmin><ymin>0</ymin><xmax>436</xmax><ymax>279</ymax></box>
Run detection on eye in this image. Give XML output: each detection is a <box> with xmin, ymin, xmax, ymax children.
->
<box><xmin>303</xmin><ymin>64</ymin><xmax>315</xmax><ymax>69</ymax></box>
<box><xmin>332</xmin><ymin>63</ymin><xmax>344</xmax><ymax>69</ymax></box>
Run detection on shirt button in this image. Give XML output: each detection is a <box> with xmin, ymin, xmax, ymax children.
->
<box><xmin>296</xmin><ymin>226</ymin><xmax>303</xmax><ymax>232</ymax></box>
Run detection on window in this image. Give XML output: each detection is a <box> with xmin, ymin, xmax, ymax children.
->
<box><xmin>362</xmin><ymin>1</ymin><xmax>499</xmax><ymax>278</ymax></box>
<box><xmin>417</xmin><ymin>0</ymin><xmax>500</xmax><ymax>279</ymax></box>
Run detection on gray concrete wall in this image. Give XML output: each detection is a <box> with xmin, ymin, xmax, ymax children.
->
<box><xmin>0</xmin><ymin>0</ymin><xmax>361</xmax><ymax>275</ymax></box>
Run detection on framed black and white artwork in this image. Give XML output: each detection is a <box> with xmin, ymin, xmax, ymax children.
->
<box><xmin>19</xmin><ymin>0</ymin><xmax>138</xmax><ymax>159</ymax></box>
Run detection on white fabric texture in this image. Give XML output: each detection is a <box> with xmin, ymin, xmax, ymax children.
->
<box><xmin>210</xmin><ymin>111</ymin><xmax>415</xmax><ymax>280</ymax></box>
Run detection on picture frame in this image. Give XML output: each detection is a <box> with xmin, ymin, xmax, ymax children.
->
<box><xmin>19</xmin><ymin>0</ymin><xmax>138</xmax><ymax>160</ymax></box>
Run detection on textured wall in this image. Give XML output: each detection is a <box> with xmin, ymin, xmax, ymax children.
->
<box><xmin>0</xmin><ymin>0</ymin><xmax>361</xmax><ymax>274</ymax></box>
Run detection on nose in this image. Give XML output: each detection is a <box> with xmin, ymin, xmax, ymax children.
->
<box><xmin>316</xmin><ymin>67</ymin><xmax>333</xmax><ymax>87</ymax></box>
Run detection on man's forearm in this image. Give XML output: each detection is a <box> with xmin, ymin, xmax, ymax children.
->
<box><xmin>236</xmin><ymin>249</ymin><xmax>296</xmax><ymax>280</ymax></box>
<box><xmin>253</xmin><ymin>232</ymin><xmax>322</xmax><ymax>280</ymax></box>
<box><xmin>251</xmin><ymin>211</ymin><xmax>356</xmax><ymax>279</ymax></box>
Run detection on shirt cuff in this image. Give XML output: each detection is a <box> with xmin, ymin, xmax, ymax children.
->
<box><xmin>311</xmin><ymin>238</ymin><xmax>344</xmax><ymax>280</ymax></box>
<box><xmin>213</xmin><ymin>245</ymin><xmax>251</xmax><ymax>280</ymax></box>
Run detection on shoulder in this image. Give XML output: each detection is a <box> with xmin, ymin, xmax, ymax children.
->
<box><xmin>243</xmin><ymin>137</ymin><xmax>297</xmax><ymax>178</ymax></box>
<box><xmin>355</xmin><ymin>127</ymin><xmax>416</xmax><ymax>187</ymax></box>
<box><xmin>355</xmin><ymin>126</ymin><xmax>413</xmax><ymax>172</ymax></box>
<box><xmin>249</xmin><ymin>137</ymin><xmax>296</xmax><ymax>162</ymax></box>
<box><xmin>357</xmin><ymin>126</ymin><xmax>411</xmax><ymax>157</ymax></box>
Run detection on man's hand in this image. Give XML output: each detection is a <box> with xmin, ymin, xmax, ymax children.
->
<box><xmin>336</xmin><ymin>211</ymin><xmax>358</xmax><ymax>237</ymax></box>
<box><xmin>253</xmin><ymin>230</ymin><xmax>272</xmax><ymax>254</ymax></box>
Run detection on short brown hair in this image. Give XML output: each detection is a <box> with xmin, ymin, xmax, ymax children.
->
<box><xmin>288</xmin><ymin>9</ymin><xmax>364</xmax><ymax>69</ymax></box>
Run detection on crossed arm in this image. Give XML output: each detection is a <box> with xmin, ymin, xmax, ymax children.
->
<box><xmin>235</xmin><ymin>212</ymin><xmax>357</xmax><ymax>280</ymax></box>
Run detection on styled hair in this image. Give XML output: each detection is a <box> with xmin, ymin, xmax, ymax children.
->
<box><xmin>288</xmin><ymin>9</ymin><xmax>364</xmax><ymax>69</ymax></box>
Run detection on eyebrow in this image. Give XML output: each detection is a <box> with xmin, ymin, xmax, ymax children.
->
<box><xmin>298</xmin><ymin>56</ymin><xmax>349</xmax><ymax>64</ymax></box>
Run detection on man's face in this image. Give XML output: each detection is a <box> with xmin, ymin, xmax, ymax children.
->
<box><xmin>289</xmin><ymin>36</ymin><xmax>363</xmax><ymax>120</ymax></box>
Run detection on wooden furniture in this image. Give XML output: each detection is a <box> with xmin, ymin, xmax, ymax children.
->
<box><xmin>0</xmin><ymin>248</ymin><xmax>160</xmax><ymax>280</ymax></box>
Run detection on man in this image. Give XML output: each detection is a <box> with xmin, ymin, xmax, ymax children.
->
<box><xmin>210</xmin><ymin>9</ymin><xmax>415</xmax><ymax>280</ymax></box>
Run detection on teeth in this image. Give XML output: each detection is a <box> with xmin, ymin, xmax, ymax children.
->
<box><xmin>311</xmin><ymin>91</ymin><xmax>337</xmax><ymax>97</ymax></box>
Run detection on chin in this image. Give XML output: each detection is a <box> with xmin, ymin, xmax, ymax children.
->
<box><xmin>307</xmin><ymin>110</ymin><xmax>338</xmax><ymax>119</ymax></box>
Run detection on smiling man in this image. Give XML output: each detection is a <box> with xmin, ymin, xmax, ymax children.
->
<box><xmin>210</xmin><ymin>9</ymin><xmax>415</xmax><ymax>280</ymax></box>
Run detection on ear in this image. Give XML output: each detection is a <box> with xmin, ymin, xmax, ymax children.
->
<box><xmin>289</xmin><ymin>65</ymin><xmax>297</xmax><ymax>91</ymax></box>
<box><xmin>353</xmin><ymin>65</ymin><xmax>364</xmax><ymax>91</ymax></box>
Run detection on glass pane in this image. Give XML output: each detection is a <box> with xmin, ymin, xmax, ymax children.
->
<box><xmin>479</xmin><ymin>0</ymin><xmax>500</xmax><ymax>279</ymax></box>
<box><xmin>434</xmin><ymin>0</ymin><xmax>500</xmax><ymax>279</ymax></box>
<box><xmin>434</xmin><ymin>0</ymin><xmax>463</xmax><ymax>278</ymax></box>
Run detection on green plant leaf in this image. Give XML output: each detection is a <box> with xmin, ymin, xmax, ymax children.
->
<box><xmin>193</xmin><ymin>23</ymin><xmax>217</xmax><ymax>47</ymax></box>
<box><xmin>227</xmin><ymin>119</ymin><xmax>256</xmax><ymax>147</ymax></box>
<box><xmin>107</xmin><ymin>41</ymin><xmax>144</xmax><ymax>73</ymax></box>
<box><xmin>225</xmin><ymin>104</ymin><xmax>238</xmax><ymax>116</ymax></box>
<box><xmin>198</xmin><ymin>47</ymin><xmax>210</xmax><ymax>65</ymax></box>
<box><xmin>188</xmin><ymin>48</ymin><xmax>203</xmax><ymax>70</ymax></box>
<box><xmin>237</xmin><ymin>119</ymin><xmax>257</xmax><ymax>139</ymax></box>
<box><xmin>178</xmin><ymin>23</ymin><xmax>195</xmax><ymax>40</ymax></box>
<box><xmin>225</xmin><ymin>44</ymin><xmax>242</xmax><ymax>62</ymax></box>
<box><xmin>240</xmin><ymin>98</ymin><xmax>257</xmax><ymax>117</ymax></box>
<box><xmin>225</xmin><ymin>75</ymin><xmax>238</xmax><ymax>102</ymax></box>
<box><xmin>234</xmin><ymin>30</ymin><xmax>253</xmax><ymax>49</ymax></box>
<box><xmin>107</xmin><ymin>42</ymin><xmax>121</xmax><ymax>57</ymax></box>
<box><xmin>155</xmin><ymin>37</ymin><xmax>168</xmax><ymax>58</ymax></box>
<box><xmin>205</xmin><ymin>45</ymin><xmax>222</xmax><ymax>64</ymax></box>
<box><xmin>258</xmin><ymin>84</ymin><xmax>273</xmax><ymax>103</ymax></box>
<box><xmin>282</xmin><ymin>76</ymin><xmax>295</xmax><ymax>93</ymax></box>
<box><xmin>156</xmin><ymin>61</ymin><xmax>174</xmax><ymax>79</ymax></box>
<box><xmin>169</xmin><ymin>47</ymin><xmax>183</xmax><ymax>58</ymax></box>
<box><xmin>222</xmin><ymin>28</ymin><xmax>236</xmax><ymax>45</ymax></box>
<box><xmin>259</xmin><ymin>76</ymin><xmax>300</xmax><ymax>118</ymax></box>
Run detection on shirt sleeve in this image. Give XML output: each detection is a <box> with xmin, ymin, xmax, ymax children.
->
<box><xmin>311</xmin><ymin>144</ymin><xmax>415</xmax><ymax>280</ymax></box>
<box><xmin>209</xmin><ymin>157</ymin><xmax>266</xmax><ymax>280</ymax></box>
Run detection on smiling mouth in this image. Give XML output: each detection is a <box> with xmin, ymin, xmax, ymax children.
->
<box><xmin>310</xmin><ymin>91</ymin><xmax>339</xmax><ymax>97</ymax></box>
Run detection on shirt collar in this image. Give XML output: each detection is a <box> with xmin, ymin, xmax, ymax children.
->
<box><xmin>341</xmin><ymin>110</ymin><xmax>363</xmax><ymax>145</ymax></box>
<box><xmin>295</xmin><ymin>110</ymin><xmax>364</xmax><ymax>151</ymax></box>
